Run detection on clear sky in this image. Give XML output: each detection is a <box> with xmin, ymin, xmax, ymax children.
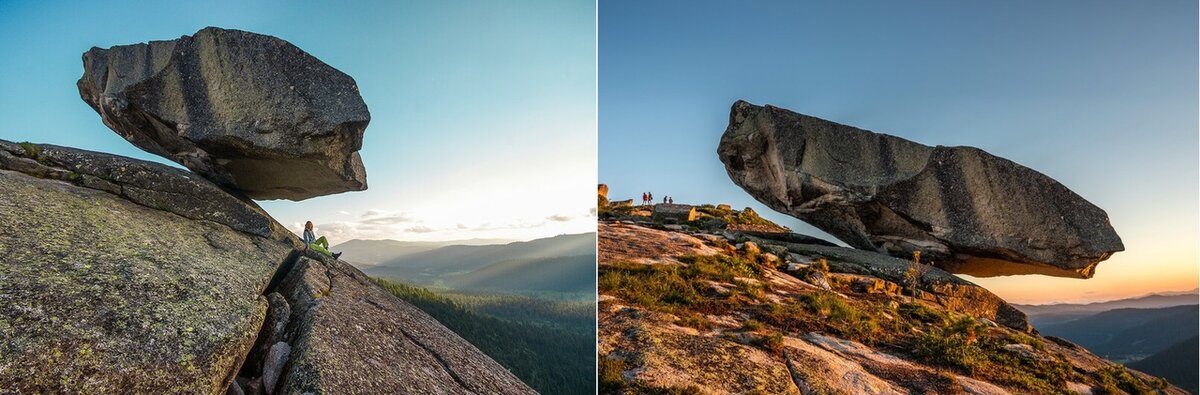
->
<box><xmin>600</xmin><ymin>0</ymin><xmax>1198</xmax><ymax>303</ymax></box>
<box><xmin>0</xmin><ymin>0</ymin><xmax>597</xmax><ymax>244</ymax></box>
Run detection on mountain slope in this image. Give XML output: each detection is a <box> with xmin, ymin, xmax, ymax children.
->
<box><xmin>445</xmin><ymin>255</ymin><xmax>597</xmax><ymax>295</ymax></box>
<box><xmin>363</xmin><ymin>233</ymin><xmax>596</xmax><ymax>284</ymax></box>
<box><xmin>331</xmin><ymin>238</ymin><xmax>516</xmax><ymax>267</ymax></box>
<box><xmin>1037</xmin><ymin>305</ymin><xmax>1199</xmax><ymax>363</ymax></box>
<box><xmin>374</xmin><ymin>278</ymin><xmax>595</xmax><ymax>395</ymax></box>
<box><xmin>596</xmin><ymin>218</ymin><xmax>1186</xmax><ymax>394</ymax></box>
<box><xmin>1129</xmin><ymin>336</ymin><xmax>1199</xmax><ymax>394</ymax></box>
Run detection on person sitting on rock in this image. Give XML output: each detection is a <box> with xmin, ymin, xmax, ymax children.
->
<box><xmin>302</xmin><ymin>221</ymin><xmax>342</xmax><ymax>259</ymax></box>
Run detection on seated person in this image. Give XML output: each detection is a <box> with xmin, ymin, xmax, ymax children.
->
<box><xmin>302</xmin><ymin>221</ymin><xmax>342</xmax><ymax>259</ymax></box>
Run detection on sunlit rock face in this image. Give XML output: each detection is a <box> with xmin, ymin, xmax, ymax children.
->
<box><xmin>718</xmin><ymin>100</ymin><xmax>1123</xmax><ymax>279</ymax></box>
<box><xmin>77</xmin><ymin>27</ymin><xmax>369</xmax><ymax>201</ymax></box>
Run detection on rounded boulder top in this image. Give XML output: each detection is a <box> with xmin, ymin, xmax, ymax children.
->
<box><xmin>77</xmin><ymin>26</ymin><xmax>370</xmax><ymax>201</ymax></box>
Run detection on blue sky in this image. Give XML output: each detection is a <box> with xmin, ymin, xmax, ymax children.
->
<box><xmin>0</xmin><ymin>0</ymin><xmax>597</xmax><ymax>243</ymax></box>
<box><xmin>599</xmin><ymin>0</ymin><xmax>1197</xmax><ymax>303</ymax></box>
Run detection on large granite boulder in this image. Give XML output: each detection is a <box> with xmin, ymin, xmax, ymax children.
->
<box><xmin>77</xmin><ymin>26</ymin><xmax>369</xmax><ymax>201</ymax></box>
<box><xmin>718</xmin><ymin>101</ymin><xmax>1123</xmax><ymax>279</ymax></box>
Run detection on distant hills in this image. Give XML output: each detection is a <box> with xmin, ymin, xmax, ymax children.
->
<box><xmin>335</xmin><ymin>233</ymin><xmax>596</xmax><ymax>297</ymax></box>
<box><xmin>1016</xmin><ymin>289</ymin><xmax>1199</xmax><ymax>327</ymax></box>
<box><xmin>1037</xmin><ymin>305</ymin><xmax>1198</xmax><ymax>363</ymax></box>
<box><xmin>1129</xmin><ymin>336</ymin><xmax>1199</xmax><ymax>394</ymax></box>
<box><xmin>333</xmin><ymin>238</ymin><xmax>518</xmax><ymax>267</ymax></box>
<box><xmin>1018</xmin><ymin>293</ymin><xmax>1198</xmax><ymax>391</ymax></box>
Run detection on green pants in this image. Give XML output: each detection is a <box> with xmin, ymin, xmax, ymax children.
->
<box><xmin>308</xmin><ymin>236</ymin><xmax>332</xmax><ymax>257</ymax></box>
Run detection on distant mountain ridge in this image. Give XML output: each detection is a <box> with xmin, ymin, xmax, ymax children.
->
<box><xmin>332</xmin><ymin>237</ymin><xmax>518</xmax><ymax>266</ymax></box>
<box><xmin>342</xmin><ymin>233</ymin><xmax>597</xmax><ymax>297</ymax></box>
<box><xmin>1037</xmin><ymin>305</ymin><xmax>1198</xmax><ymax>363</ymax></box>
<box><xmin>1016</xmin><ymin>290</ymin><xmax>1199</xmax><ymax>326</ymax></box>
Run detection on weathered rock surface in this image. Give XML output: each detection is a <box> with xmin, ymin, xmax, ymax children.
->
<box><xmin>1</xmin><ymin>141</ymin><xmax>535</xmax><ymax>394</ymax></box>
<box><xmin>0</xmin><ymin>140</ymin><xmax>297</xmax><ymax>244</ymax></box>
<box><xmin>77</xmin><ymin>27</ymin><xmax>369</xmax><ymax>200</ymax></box>
<box><xmin>718</xmin><ymin>100</ymin><xmax>1123</xmax><ymax>278</ymax></box>
<box><xmin>597</xmin><ymin>218</ymin><xmax>1183</xmax><ymax>394</ymax></box>
<box><xmin>651</xmin><ymin>203</ymin><xmax>697</xmax><ymax>223</ymax></box>
<box><xmin>754</xmin><ymin>237</ymin><xmax>1032</xmax><ymax>332</ymax></box>
<box><xmin>276</xmin><ymin>252</ymin><xmax>536</xmax><ymax>394</ymax></box>
<box><xmin>0</xmin><ymin>162</ymin><xmax>292</xmax><ymax>393</ymax></box>
<box><xmin>599</xmin><ymin>222</ymin><xmax>721</xmax><ymax>265</ymax></box>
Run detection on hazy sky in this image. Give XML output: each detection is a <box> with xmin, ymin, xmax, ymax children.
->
<box><xmin>0</xmin><ymin>0</ymin><xmax>597</xmax><ymax>244</ymax></box>
<box><xmin>600</xmin><ymin>0</ymin><xmax>1198</xmax><ymax>303</ymax></box>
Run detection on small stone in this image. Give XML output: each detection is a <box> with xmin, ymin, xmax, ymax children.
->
<box><xmin>261</xmin><ymin>342</ymin><xmax>291</xmax><ymax>395</ymax></box>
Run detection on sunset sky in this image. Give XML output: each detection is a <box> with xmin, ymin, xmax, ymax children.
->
<box><xmin>599</xmin><ymin>0</ymin><xmax>1198</xmax><ymax>304</ymax></box>
<box><xmin>0</xmin><ymin>0</ymin><xmax>597</xmax><ymax>244</ymax></box>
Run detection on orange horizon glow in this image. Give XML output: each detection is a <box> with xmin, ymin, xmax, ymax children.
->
<box><xmin>965</xmin><ymin>229</ymin><xmax>1199</xmax><ymax>305</ymax></box>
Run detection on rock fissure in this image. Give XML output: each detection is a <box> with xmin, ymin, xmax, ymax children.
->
<box><xmin>229</xmin><ymin>248</ymin><xmax>307</xmax><ymax>395</ymax></box>
<box><xmin>395</xmin><ymin>323</ymin><xmax>476</xmax><ymax>392</ymax></box>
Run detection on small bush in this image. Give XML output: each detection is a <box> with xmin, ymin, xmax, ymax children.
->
<box><xmin>17</xmin><ymin>141</ymin><xmax>41</xmax><ymax>158</ymax></box>
<box><xmin>1095</xmin><ymin>365</ymin><xmax>1156</xmax><ymax>395</ymax></box>
<box><xmin>898</xmin><ymin>302</ymin><xmax>946</xmax><ymax>325</ymax></box>
<box><xmin>676</xmin><ymin>313</ymin><xmax>712</xmax><ymax>331</ymax></box>
<box><xmin>598</xmin><ymin>262</ymin><xmax>700</xmax><ymax>313</ymax></box>
<box><xmin>679</xmin><ymin>254</ymin><xmax>759</xmax><ymax>281</ymax></box>
<box><xmin>798</xmin><ymin>292</ymin><xmax>879</xmax><ymax>340</ymax></box>
<box><xmin>903</xmin><ymin>250</ymin><xmax>931</xmax><ymax>295</ymax></box>
<box><xmin>599</xmin><ymin>355</ymin><xmax>628</xmax><ymax>394</ymax></box>
<box><xmin>752</xmin><ymin>332</ymin><xmax>785</xmax><ymax>354</ymax></box>
<box><xmin>741</xmin><ymin>319</ymin><xmax>765</xmax><ymax>332</ymax></box>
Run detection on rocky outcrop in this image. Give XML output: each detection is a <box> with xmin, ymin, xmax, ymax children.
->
<box><xmin>651</xmin><ymin>204</ymin><xmax>697</xmax><ymax>223</ymax></box>
<box><xmin>0</xmin><ymin>140</ymin><xmax>534</xmax><ymax>394</ymax></box>
<box><xmin>597</xmin><ymin>218</ymin><xmax>1183</xmax><ymax>394</ymax></box>
<box><xmin>77</xmin><ymin>27</ymin><xmax>369</xmax><ymax>201</ymax></box>
<box><xmin>754</xmin><ymin>238</ymin><xmax>1032</xmax><ymax>332</ymax></box>
<box><xmin>718</xmin><ymin>100</ymin><xmax>1123</xmax><ymax>279</ymax></box>
<box><xmin>0</xmin><ymin>156</ymin><xmax>293</xmax><ymax>393</ymax></box>
<box><xmin>0</xmin><ymin>140</ymin><xmax>297</xmax><ymax>243</ymax></box>
<box><xmin>275</xmin><ymin>253</ymin><xmax>536</xmax><ymax>394</ymax></box>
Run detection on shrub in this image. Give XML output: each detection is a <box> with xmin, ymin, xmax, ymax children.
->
<box><xmin>752</xmin><ymin>332</ymin><xmax>785</xmax><ymax>354</ymax></box>
<box><xmin>679</xmin><ymin>254</ymin><xmax>759</xmax><ymax>281</ymax></box>
<box><xmin>1095</xmin><ymin>365</ymin><xmax>1157</xmax><ymax>395</ymax></box>
<box><xmin>914</xmin><ymin>328</ymin><xmax>986</xmax><ymax>373</ymax></box>
<box><xmin>599</xmin><ymin>355</ymin><xmax>628</xmax><ymax>394</ymax></box>
<box><xmin>17</xmin><ymin>141</ymin><xmax>41</xmax><ymax>158</ymax></box>
<box><xmin>798</xmin><ymin>292</ymin><xmax>879</xmax><ymax>340</ymax></box>
<box><xmin>676</xmin><ymin>313</ymin><xmax>712</xmax><ymax>331</ymax></box>
<box><xmin>898</xmin><ymin>302</ymin><xmax>946</xmax><ymax>325</ymax></box>
<box><xmin>741</xmin><ymin>319</ymin><xmax>765</xmax><ymax>332</ymax></box>
<box><xmin>598</xmin><ymin>262</ymin><xmax>700</xmax><ymax>313</ymax></box>
<box><xmin>903</xmin><ymin>251</ymin><xmax>931</xmax><ymax>294</ymax></box>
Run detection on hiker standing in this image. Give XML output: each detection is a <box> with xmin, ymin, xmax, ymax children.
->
<box><xmin>648</xmin><ymin>192</ymin><xmax>653</xmax><ymax>205</ymax></box>
<box><xmin>642</xmin><ymin>192</ymin><xmax>648</xmax><ymax>206</ymax></box>
<box><xmin>668</xmin><ymin>197</ymin><xmax>674</xmax><ymax>204</ymax></box>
